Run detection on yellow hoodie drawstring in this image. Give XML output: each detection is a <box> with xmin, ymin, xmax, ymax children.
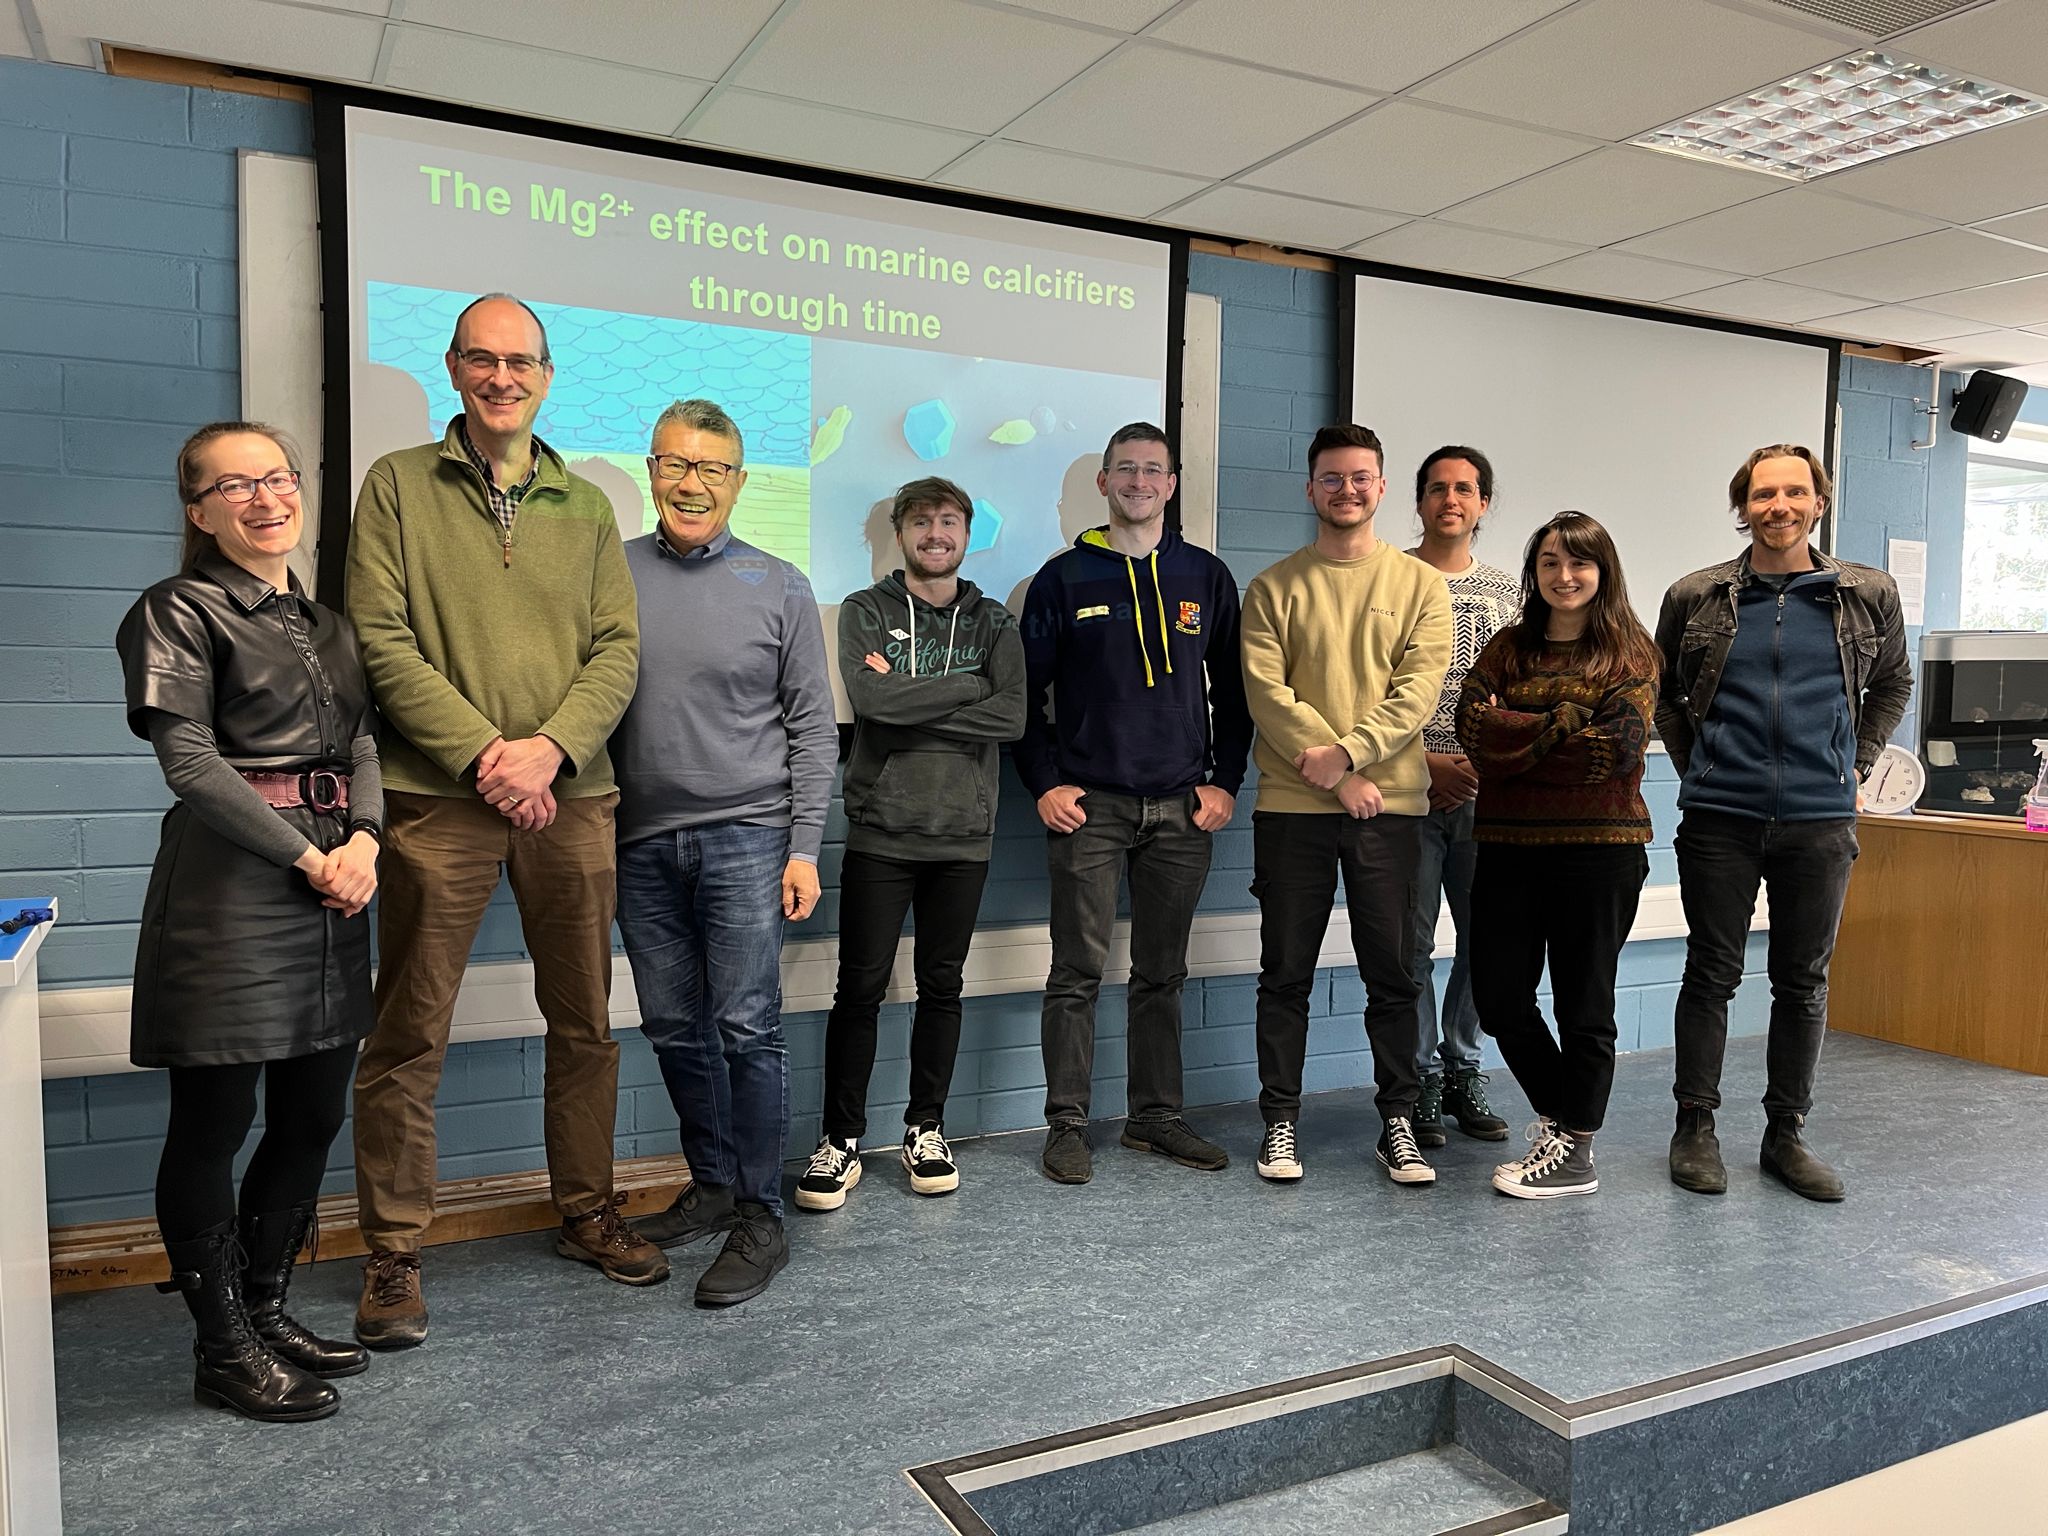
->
<box><xmin>1149</xmin><ymin>552</ymin><xmax>1173</xmax><ymax>677</ymax></box>
<box><xmin>1123</xmin><ymin>558</ymin><xmax>1155</xmax><ymax>687</ymax></box>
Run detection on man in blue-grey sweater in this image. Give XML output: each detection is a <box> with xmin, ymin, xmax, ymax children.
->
<box><xmin>1655</xmin><ymin>443</ymin><xmax>1911</xmax><ymax>1203</ymax></box>
<box><xmin>1019</xmin><ymin>422</ymin><xmax>1254</xmax><ymax>1186</ymax></box>
<box><xmin>612</xmin><ymin>397</ymin><xmax>836</xmax><ymax>1306</ymax></box>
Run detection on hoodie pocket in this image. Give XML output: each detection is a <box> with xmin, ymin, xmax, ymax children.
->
<box><xmin>1067</xmin><ymin>702</ymin><xmax>1203</xmax><ymax>790</ymax></box>
<box><xmin>866</xmin><ymin>749</ymin><xmax>990</xmax><ymax>839</ymax></box>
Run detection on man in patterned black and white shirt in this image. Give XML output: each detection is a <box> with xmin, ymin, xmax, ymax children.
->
<box><xmin>1407</xmin><ymin>446</ymin><xmax>1519</xmax><ymax>1148</ymax></box>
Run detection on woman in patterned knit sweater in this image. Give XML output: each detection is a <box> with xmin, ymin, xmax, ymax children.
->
<box><xmin>1455</xmin><ymin>512</ymin><xmax>1658</xmax><ymax>1200</ymax></box>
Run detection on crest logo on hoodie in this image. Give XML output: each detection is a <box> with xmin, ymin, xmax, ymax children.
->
<box><xmin>726</xmin><ymin>551</ymin><xmax>770</xmax><ymax>587</ymax></box>
<box><xmin>1176</xmin><ymin>600</ymin><xmax>1202</xmax><ymax>635</ymax></box>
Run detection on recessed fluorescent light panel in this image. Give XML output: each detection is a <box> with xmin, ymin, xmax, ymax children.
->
<box><xmin>1632</xmin><ymin>51</ymin><xmax>2045</xmax><ymax>180</ymax></box>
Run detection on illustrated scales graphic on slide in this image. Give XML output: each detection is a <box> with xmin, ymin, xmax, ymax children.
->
<box><xmin>362</xmin><ymin>284</ymin><xmax>1161</xmax><ymax>606</ymax></box>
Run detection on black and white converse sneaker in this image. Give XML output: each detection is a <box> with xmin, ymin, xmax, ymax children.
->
<box><xmin>793</xmin><ymin>1136</ymin><xmax>861</xmax><ymax>1211</ymax></box>
<box><xmin>901</xmin><ymin>1122</ymin><xmax>959</xmax><ymax>1197</ymax></box>
<box><xmin>1376</xmin><ymin>1117</ymin><xmax>1436</xmax><ymax>1184</ymax></box>
<box><xmin>1492</xmin><ymin>1119</ymin><xmax>1597</xmax><ymax>1200</ymax></box>
<box><xmin>1256</xmin><ymin>1121</ymin><xmax>1303</xmax><ymax>1182</ymax></box>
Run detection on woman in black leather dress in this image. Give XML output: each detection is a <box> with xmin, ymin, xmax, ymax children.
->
<box><xmin>116</xmin><ymin>422</ymin><xmax>382</xmax><ymax>1422</ymax></box>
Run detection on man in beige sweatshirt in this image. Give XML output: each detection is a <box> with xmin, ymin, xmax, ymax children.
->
<box><xmin>1240</xmin><ymin>423</ymin><xmax>1452</xmax><ymax>1188</ymax></box>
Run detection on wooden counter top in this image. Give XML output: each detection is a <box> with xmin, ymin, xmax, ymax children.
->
<box><xmin>1858</xmin><ymin>811</ymin><xmax>2048</xmax><ymax>844</ymax></box>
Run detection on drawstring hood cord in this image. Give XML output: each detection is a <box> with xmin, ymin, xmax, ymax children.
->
<box><xmin>1120</xmin><ymin>551</ymin><xmax>1175</xmax><ymax>688</ymax></box>
<box><xmin>901</xmin><ymin>587</ymin><xmax>962</xmax><ymax>676</ymax></box>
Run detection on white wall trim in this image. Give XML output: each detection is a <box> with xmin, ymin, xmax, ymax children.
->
<box><xmin>37</xmin><ymin>884</ymin><xmax>1762</xmax><ymax>1078</ymax></box>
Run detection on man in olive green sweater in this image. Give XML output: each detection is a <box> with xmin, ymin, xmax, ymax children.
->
<box><xmin>1241</xmin><ymin>423</ymin><xmax>1451</xmax><ymax>1189</ymax></box>
<box><xmin>345</xmin><ymin>294</ymin><xmax>663</xmax><ymax>1352</ymax></box>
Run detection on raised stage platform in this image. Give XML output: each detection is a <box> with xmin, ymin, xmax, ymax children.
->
<box><xmin>49</xmin><ymin>1034</ymin><xmax>2048</xmax><ymax>1535</ymax></box>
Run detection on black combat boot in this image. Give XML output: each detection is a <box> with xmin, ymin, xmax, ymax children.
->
<box><xmin>241</xmin><ymin>1204</ymin><xmax>369</xmax><ymax>1378</ymax></box>
<box><xmin>157</xmin><ymin>1220</ymin><xmax>338</xmax><ymax>1422</ymax></box>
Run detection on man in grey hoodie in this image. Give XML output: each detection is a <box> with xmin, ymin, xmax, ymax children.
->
<box><xmin>796</xmin><ymin>477</ymin><xmax>1026</xmax><ymax>1212</ymax></box>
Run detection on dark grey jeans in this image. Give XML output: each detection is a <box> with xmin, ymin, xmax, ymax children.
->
<box><xmin>1041</xmin><ymin>789</ymin><xmax>1212</xmax><ymax>1128</ymax></box>
<box><xmin>1671</xmin><ymin>808</ymin><xmax>1860</xmax><ymax>1119</ymax></box>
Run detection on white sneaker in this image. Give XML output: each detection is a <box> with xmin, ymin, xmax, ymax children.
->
<box><xmin>901</xmin><ymin>1122</ymin><xmax>959</xmax><ymax>1196</ymax></box>
<box><xmin>794</xmin><ymin>1136</ymin><xmax>861</xmax><ymax>1211</ymax></box>
<box><xmin>1376</xmin><ymin>1117</ymin><xmax>1437</xmax><ymax>1184</ymax></box>
<box><xmin>1257</xmin><ymin>1121</ymin><xmax>1303</xmax><ymax>1181</ymax></box>
<box><xmin>1493</xmin><ymin>1119</ymin><xmax>1597</xmax><ymax>1200</ymax></box>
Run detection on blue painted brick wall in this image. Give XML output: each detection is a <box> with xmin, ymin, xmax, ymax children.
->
<box><xmin>23</xmin><ymin>60</ymin><xmax>1838</xmax><ymax>1225</ymax></box>
<box><xmin>1834</xmin><ymin>353</ymin><xmax>1970</xmax><ymax>750</ymax></box>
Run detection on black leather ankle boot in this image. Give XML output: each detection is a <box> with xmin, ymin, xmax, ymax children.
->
<box><xmin>1669</xmin><ymin>1103</ymin><xmax>1728</xmax><ymax>1194</ymax></box>
<box><xmin>158</xmin><ymin>1219</ymin><xmax>339</xmax><ymax>1422</ymax></box>
<box><xmin>241</xmin><ymin>1205</ymin><xmax>369</xmax><ymax>1379</ymax></box>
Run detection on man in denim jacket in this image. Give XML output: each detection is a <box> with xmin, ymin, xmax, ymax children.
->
<box><xmin>1654</xmin><ymin>443</ymin><xmax>1911</xmax><ymax>1202</ymax></box>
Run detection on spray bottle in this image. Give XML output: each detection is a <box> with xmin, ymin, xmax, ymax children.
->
<box><xmin>2028</xmin><ymin>740</ymin><xmax>2048</xmax><ymax>833</ymax></box>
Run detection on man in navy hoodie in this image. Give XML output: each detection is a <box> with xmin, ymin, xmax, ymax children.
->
<box><xmin>1019</xmin><ymin>422</ymin><xmax>1254</xmax><ymax>1185</ymax></box>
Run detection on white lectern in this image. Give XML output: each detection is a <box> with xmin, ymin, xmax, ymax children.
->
<box><xmin>0</xmin><ymin>899</ymin><xmax>62</xmax><ymax>1535</ymax></box>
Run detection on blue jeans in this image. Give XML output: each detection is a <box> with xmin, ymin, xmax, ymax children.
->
<box><xmin>1411</xmin><ymin>801</ymin><xmax>1482</xmax><ymax>1078</ymax></box>
<box><xmin>616</xmin><ymin>823</ymin><xmax>791</xmax><ymax>1217</ymax></box>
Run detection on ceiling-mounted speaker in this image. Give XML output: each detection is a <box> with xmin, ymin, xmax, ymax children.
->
<box><xmin>1950</xmin><ymin>370</ymin><xmax>2030</xmax><ymax>444</ymax></box>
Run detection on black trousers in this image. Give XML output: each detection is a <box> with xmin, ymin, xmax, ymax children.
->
<box><xmin>822</xmin><ymin>849</ymin><xmax>990</xmax><ymax>1140</ymax></box>
<box><xmin>1671</xmin><ymin>810</ymin><xmax>1859</xmax><ymax>1118</ymax></box>
<box><xmin>1469</xmin><ymin>841</ymin><xmax>1648</xmax><ymax>1134</ymax></box>
<box><xmin>1252</xmin><ymin>811</ymin><xmax>1422</xmax><ymax>1125</ymax></box>
<box><xmin>155</xmin><ymin>1041</ymin><xmax>358</xmax><ymax>1242</ymax></box>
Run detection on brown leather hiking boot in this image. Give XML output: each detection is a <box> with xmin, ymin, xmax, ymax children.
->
<box><xmin>558</xmin><ymin>1195</ymin><xmax>671</xmax><ymax>1286</ymax></box>
<box><xmin>354</xmin><ymin>1250</ymin><xmax>428</xmax><ymax>1351</ymax></box>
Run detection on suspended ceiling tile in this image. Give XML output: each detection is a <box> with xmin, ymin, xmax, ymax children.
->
<box><xmin>1674</xmin><ymin>277</ymin><xmax>1869</xmax><ymax>324</ymax></box>
<box><xmin>1241</xmin><ymin>101</ymin><xmax>1591</xmax><ymax>217</ymax></box>
<box><xmin>685</xmin><ymin>91</ymin><xmax>979</xmax><ymax>181</ymax></box>
<box><xmin>1001</xmin><ymin>0</ymin><xmax>1181</xmax><ymax>29</ymax></box>
<box><xmin>1442</xmin><ymin>146</ymin><xmax>1776</xmax><ymax>247</ymax></box>
<box><xmin>1976</xmin><ymin>207</ymin><xmax>2048</xmax><ymax>249</ymax></box>
<box><xmin>1892</xmin><ymin>0</ymin><xmax>2048</xmax><ymax>97</ymax></box>
<box><xmin>937</xmin><ymin>141</ymin><xmax>1210</xmax><ymax>220</ymax></box>
<box><xmin>2</xmin><ymin>7</ymin><xmax>31</xmax><ymax>56</ymax></box>
<box><xmin>731</xmin><ymin>0</ymin><xmax>1119</xmax><ymax>135</ymax></box>
<box><xmin>1773</xmin><ymin>226</ymin><xmax>2048</xmax><ymax>303</ymax></box>
<box><xmin>1346</xmin><ymin>221</ymin><xmax>1584</xmax><ymax>278</ymax></box>
<box><xmin>1517</xmin><ymin>250</ymin><xmax>1737</xmax><ymax>304</ymax></box>
<box><xmin>1165</xmin><ymin>185</ymin><xmax>1407</xmax><ymax>252</ymax></box>
<box><xmin>1912</xmin><ymin>274</ymin><xmax>2048</xmax><ymax>329</ymax></box>
<box><xmin>1003</xmin><ymin>44</ymin><xmax>1374</xmax><ymax>179</ymax></box>
<box><xmin>1614</xmin><ymin>187</ymin><xmax>1943</xmax><ymax>276</ymax></box>
<box><xmin>402</xmin><ymin>0</ymin><xmax>780</xmax><ymax>75</ymax></box>
<box><xmin>384</xmin><ymin>26</ymin><xmax>709</xmax><ymax>137</ymax></box>
<box><xmin>31</xmin><ymin>0</ymin><xmax>385</xmax><ymax>76</ymax></box>
<box><xmin>1818</xmin><ymin>112</ymin><xmax>2048</xmax><ymax>225</ymax></box>
<box><xmin>1146</xmin><ymin>0</ymin><xmax>1572</xmax><ymax>93</ymax></box>
<box><xmin>1412</xmin><ymin>0</ymin><xmax>1846</xmax><ymax>140</ymax></box>
<box><xmin>1815</xmin><ymin>304</ymin><xmax>1997</xmax><ymax>344</ymax></box>
<box><xmin>1928</xmin><ymin>328</ymin><xmax>2048</xmax><ymax>366</ymax></box>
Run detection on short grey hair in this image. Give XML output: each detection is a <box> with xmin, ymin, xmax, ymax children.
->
<box><xmin>651</xmin><ymin>398</ymin><xmax>745</xmax><ymax>465</ymax></box>
<box><xmin>448</xmin><ymin>292</ymin><xmax>550</xmax><ymax>362</ymax></box>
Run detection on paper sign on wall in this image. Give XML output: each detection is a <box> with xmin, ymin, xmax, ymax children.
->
<box><xmin>1888</xmin><ymin>538</ymin><xmax>1927</xmax><ymax>627</ymax></box>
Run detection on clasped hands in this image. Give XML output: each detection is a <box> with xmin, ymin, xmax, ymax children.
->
<box><xmin>477</xmin><ymin>734</ymin><xmax>566</xmax><ymax>830</ymax></box>
<box><xmin>294</xmin><ymin>831</ymin><xmax>379</xmax><ymax>918</ymax></box>
<box><xmin>1295</xmin><ymin>742</ymin><xmax>1383</xmax><ymax>820</ymax></box>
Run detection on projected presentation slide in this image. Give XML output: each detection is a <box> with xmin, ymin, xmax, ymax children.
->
<box><xmin>341</xmin><ymin>107</ymin><xmax>1174</xmax><ymax>615</ymax></box>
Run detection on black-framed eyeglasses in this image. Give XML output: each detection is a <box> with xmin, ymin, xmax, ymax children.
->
<box><xmin>648</xmin><ymin>454</ymin><xmax>737</xmax><ymax>487</ymax></box>
<box><xmin>455</xmin><ymin>349</ymin><xmax>549</xmax><ymax>378</ymax></box>
<box><xmin>1315</xmin><ymin>471</ymin><xmax>1383</xmax><ymax>492</ymax></box>
<box><xmin>200</xmin><ymin>470</ymin><xmax>302</xmax><ymax>504</ymax></box>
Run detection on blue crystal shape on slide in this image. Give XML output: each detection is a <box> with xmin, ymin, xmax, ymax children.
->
<box><xmin>903</xmin><ymin>399</ymin><xmax>955</xmax><ymax>461</ymax></box>
<box><xmin>968</xmin><ymin>498</ymin><xmax>1001</xmax><ymax>553</ymax></box>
